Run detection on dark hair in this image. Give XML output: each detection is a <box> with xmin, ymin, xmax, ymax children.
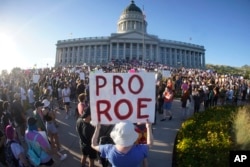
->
<box><xmin>78</xmin><ymin>93</ymin><xmax>86</xmax><ymax>102</ymax></box>
<box><xmin>3</xmin><ymin>101</ymin><xmax>9</xmax><ymax>110</ymax></box>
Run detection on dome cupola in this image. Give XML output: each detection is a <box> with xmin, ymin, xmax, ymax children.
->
<box><xmin>123</xmin><ymin>0</ymin><xmax>142</xmax><ymax>14</ymax></box>
<box><xmin>117</xmin><ymin>0</ymin><xmax>147</xmax><ymax>33</ymax></box>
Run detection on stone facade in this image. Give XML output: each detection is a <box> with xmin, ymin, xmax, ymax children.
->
<box><xmin>55</xmin><ymin>0</ymin><xmax>205</xmax><ymax>68</ymax></box>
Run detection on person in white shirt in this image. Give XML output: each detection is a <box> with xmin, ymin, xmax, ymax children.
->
<box><xmin>62</xmin><ymin>83</ymin><xmax>71</xmax><ymax>119</ymax></box>
<box><xmin>19</xmin><ymin>85</ymin><xmax>27</xmax><ymax>107</ymax></box>
<box><xmin>27</xmin><ymin>84</ymin><xmax>35</xmax><ymax>110</ymax></box>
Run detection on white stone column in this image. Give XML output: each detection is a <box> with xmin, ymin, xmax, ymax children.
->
<box><xmin>117</xmin><ymin>43</ymin><xmax>119</xmax><ymax>59</ymax></box>
<box><xmin>130</xmin><ymin>43</ymin><xmax>132</xmax><ymax>60</ymax></box>
<box><xmin>76</xmin><ymin>46</ymin><xmax>80</xmax><ymax>64</ymax></box>
<box><xmin>61</xmin><ymin>48</ymin><xmax>65</xmax><ymax>66</ymax></box>
<box><xmin>123</xmin><ymin>43</ymin><xmax>126</xmax><ymax>59</ymax></box>
<box><xmin>100</xmin><ymin>45</ymin><xmax>103</xmax><ymax>64</ymax></box>
<box><xmin>136</xmin><ymin>43</ymin><xmax>139</xmax><ymax>60</ymax></box>
<box><xmin>169</xmin><ymin>48</ymin><xmax>172</xmax><ymax>66</ymax></box>
<box><xmin>149</xmin><ymin>44</ymin><xmax>152</xmax><ymax>61</ymax></box>
<box><xmin>110</xmin><ymin>43</ymin><xmax>113</xmax><ymax>61</ymax></box>
<box><xmin>66</xmin><ymin>47</ymin><xmax>70</xmax><ymax>66</ymax></box>
<box><xmin>155</xmin><ymin>45</ymin><xmax>159</xmax><ymax>63</ymax></box>
<box><xmin>71</xmin><ymin>47</ymin><xmax>74</xmax><ymax>66</ymax></box>
<box><xmin>189</xmin><ymin>51</ymin><xmax>193</xmax><ymax>67</ymax></box>
<box><xmin>179</xmin><ymin>50</ymin><xmax>183</xmax><ymax>66</ymax></box>
<box><xmin>202</xmin><ymin>53</ymin><xmax>205</xmax><ymax>68</ymax></box>
<box><xmin>174</xmin><ymin>49</ymin><xmax>177</xmax><ymax>67</ymax></box>
<box><xmin>82</xmin><ymin>46</ymin><xmax>85</xmax><ymax>63</ymax></box>
<box><xmin>88</xmin><ymin>46</ymin><xmax>91</xmax><ymax>64</ymax></box>
<box><xmin>183</xmin><ymin>50</ymin><xmax>186</xmax><ymax>67</ymax></box>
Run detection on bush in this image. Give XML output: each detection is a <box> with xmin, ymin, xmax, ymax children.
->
<box><xmin>174</xmin><ymin>106</ymin><xmax>238</xmax><ymax>167</ymax></box>
<box><xmin>232</xmin><ymin>106</ymin><xmax>250</xmax><ymax>150</ymax></box>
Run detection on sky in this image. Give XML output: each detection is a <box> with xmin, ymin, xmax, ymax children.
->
<box><xmin>0</xmin><ymin>0</ymin><xmax>250</xmax><ymax>72</ymax></box>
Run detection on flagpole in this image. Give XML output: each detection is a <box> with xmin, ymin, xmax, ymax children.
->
<box><xmin>142</xmin><ymin>5</ymin><xmax>145</xmax><ymax>67</ymax></box>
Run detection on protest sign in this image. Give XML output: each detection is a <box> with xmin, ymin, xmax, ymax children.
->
<box><xmin>89</xmin><ymin>73</ymin><xmax>155</xmax><ymax>124</ymax></box>
<box><xmin>33</xmin><ymin>75</ymin><xmax>40</xmax><ymax>83</ymax></box>
<box><xmin>161</xmin><ymin>70</ymin><xmax>171</xmax><ymax>78</ymax></box>
<box><xmin>79</xmin><ymin>72</ymin><xmax>85</xmax><ymax>80</ymax></box>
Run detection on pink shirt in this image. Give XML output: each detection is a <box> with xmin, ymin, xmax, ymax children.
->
<box><xmin>181</xmin><ymin>83</ymin><xmax>189</xmax><ymax>91</ymax></box>
<box><xmin>77</xmin><ymin>102</ymin><xmax>85</xmax><ymax>116</ymax></box>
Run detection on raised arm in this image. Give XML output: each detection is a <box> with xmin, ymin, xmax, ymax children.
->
<box><xmin>91</xmin><ymin>123</ymin><xmax>101</xmax><ymax>152</ymax></box>
<box><xmin>146</xmin><ymin>120</ymin><xmax>154</xmax><ymax>147</ymax></box>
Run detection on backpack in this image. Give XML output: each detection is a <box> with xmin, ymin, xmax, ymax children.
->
<box><xmin>26</xmin><ymin>134</ymin><xmax>41</xmax><ymax>167</ymax></box>
<box><xmin>4</xmin><ymin>140</ymin><xmax>19</xmax><ymax>167</ymax></box>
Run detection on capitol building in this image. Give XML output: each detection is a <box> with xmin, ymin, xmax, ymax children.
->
<box><xmin>55</xmin><ymin>0</ymin><xmax>205</xmax><ymax>69</ymax></box>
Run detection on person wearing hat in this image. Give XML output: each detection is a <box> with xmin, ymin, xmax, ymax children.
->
<box><xmin>33</xmin><ymin>101</ymin><xmax>46</xmax><ymax>131</ymax></box>
<box><xmin>91</xmin><ymin>120</ymin><xmax>153</xmax><ymax>167</ymax></box>
<box><xmin>76</xmin><ymin>106</ymin><xmax>97</xmax><ymax>167</ymax></box>
<box><xmin>42</xmin><ymin>98</ymin><xmax>59</xmax><ymax>127</ymax></box>
<box><xmin>25</xmin><ymin>117</ymin><xmax>55</xmax><ymax>166</ymax></box>
<box><xmin>5</xmin><ymin>125</ymin><xmax>29</xmax><ymax>167</ymax></box>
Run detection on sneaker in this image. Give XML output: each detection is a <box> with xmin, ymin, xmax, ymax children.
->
<box><xmin>60</xmin><ymin>154</ymin><xmax>67</xmax><ymax>161</ymax></box>
<box><xmin>169</xmin><ymin>116</ymin><xmax>172</xmax><ymax>120</ymax></box>
<box><xmin>160</xmin><ymin>118</ymin><xmax>166</xmax><ymax>121</ymax></box>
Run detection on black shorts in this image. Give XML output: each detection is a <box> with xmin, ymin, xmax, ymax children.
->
<box><xmin>64</xmin><ymin>102</ymin><xmax>70</xmax><ymax>106</ymax></box>
<box><xmin>40</xmin><ymin>159</ymin><xmax>54</xmax><ymax>166</ymax></box>
<box><xmin>81</xmin><ymin>146</ymin><xmax>97</xmax><ymax>159</ymax></box>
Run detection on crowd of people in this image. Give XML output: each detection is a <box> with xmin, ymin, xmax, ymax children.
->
<box><xmin>156</xmin><ymin>66</ymin><xmax>250</xmax><ymax>121</ymax></box>
<box><xmin>0</xmin><ymin>64</ymin><xmax>249</xmax><ymax>166</ymax></box>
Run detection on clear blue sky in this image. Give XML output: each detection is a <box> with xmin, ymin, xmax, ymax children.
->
<box><xmin>0</xmin><ymin>0</ymin><xmax>249</xmax><ymax>72</ymax></box>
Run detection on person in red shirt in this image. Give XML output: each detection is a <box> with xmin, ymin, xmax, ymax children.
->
<box><xmin>161</xmin><ymin>79</ymin><xmax>174</xmax><ymax>121</ymax></box>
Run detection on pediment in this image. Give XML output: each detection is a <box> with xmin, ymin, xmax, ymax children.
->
<box><xmin>111</xmin><ymin>31</ymin><xmax>158</xmax><ymax>41</ymax></box>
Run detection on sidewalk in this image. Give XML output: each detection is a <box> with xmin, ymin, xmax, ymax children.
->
<box><xmin>41</xmin><ymin>99</ymin><xmax>186</xmax><ymax>167</ymax></box>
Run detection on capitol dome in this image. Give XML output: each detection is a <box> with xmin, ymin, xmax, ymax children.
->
<box><xmin>117</xmin><ymin>0</ymin><xmax>147</xmax><ymax>33</ymax></box>
<box><xmin>123</xmin><ymin>0</ymin><xmax>142</xmax><ymax>14</ymax></box>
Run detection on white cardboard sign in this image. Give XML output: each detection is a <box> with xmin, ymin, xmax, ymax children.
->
<box><xmin>89</xmin><ymin>73</ymin><xmax>155</xmax><ymax>124</ymax></box>
<box><xmin>33</xmin><ymin>75</ymin><xmax>40</xmax><ymax>83</ymax></box>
